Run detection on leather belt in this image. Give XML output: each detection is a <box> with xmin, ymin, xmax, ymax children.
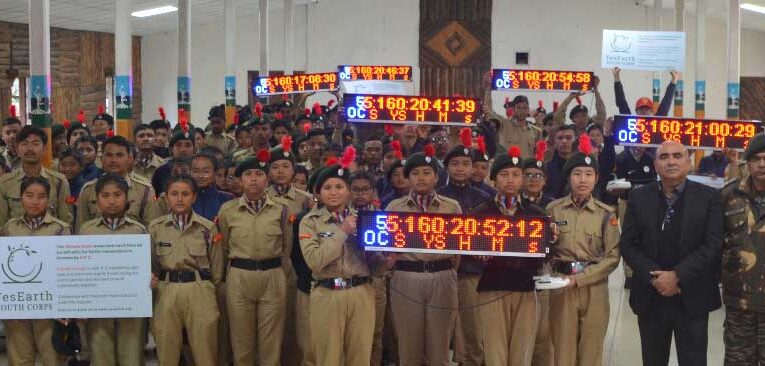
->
<box><xmin>159</xmin><ymin>270</ymin><xmax>211</xmax><ymax>283</ymax></box>
<box><xmin>315</xmin><ymin>276</ymin><xmax>370</xmax><ymax>290</ymax></box>
<box><xmin>230</xmin><ymin>257</ymin><xmax>282</xmax><ymax>271</ymax></box>
<box><xmin>395</xmin><ymin>259</ymin><xmax>453</xmax><ymax>273</ymax></box>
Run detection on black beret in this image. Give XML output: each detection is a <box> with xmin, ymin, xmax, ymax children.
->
<box><xmin>510</xmin><ymin>95</ymin><xmax>529</xmax><ymax>107</ymax></box>
<box><xmin>522</xmin><ymin>140</ymin><xmax>548</xmax><ymax>170</ymax></box>
<box><xmin>52</xmin><ymin>123</ymin><xmax>65</xmax><ymax>138</ymax></box>
<box><xmin>235</xmin><ymin>150</ymin><xmax>271</xmax><ymax>177</ymax></box>
<box><xmin>490</xmin><ymin>146</ymin><xmax>524</xmax><ymax>180</ymax></box>
<box><xmin>569</xmin><ymin>104</ymin><xmax>589</xmax><ymax>120</ymax></box>
<box><xmin>404</xmin><ymin>145</ymin><xmax>439</xmax><ymax>178</ymax></box>
<box><xmin>270</xmin><ymin>136</ymin><xmax>295</xmax><ymax>164</ymax></box>
<box><xmin>563</xmin><ymin>135</ymin><xmax>599</xmax><ymax>177</ymax></box>
<box><xmin>744</xmin><ymin>133</ymin><xmax>765</xmax><ymax>161</ymax></box>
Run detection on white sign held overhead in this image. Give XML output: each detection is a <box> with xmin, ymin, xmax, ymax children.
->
<box><xmin>601</xmin><ymin>30</ymin><xmax>686</xmax><ymax>72</ymax></box>
<box><xmin>0</xmin><ymin>235</ymin><xmax>152</xmax><ymax>319</ymax></box>
<box><xmin>340</xmin><ymin>80</ymin><xmax>415</xmax><ymax>96</ymax></box>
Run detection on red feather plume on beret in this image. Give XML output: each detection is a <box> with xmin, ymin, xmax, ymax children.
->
<box><xmin>106</xmin><ymin>129</ymin><xmax>114</xmax><ymax>138</ymax></box>
<box><xmin>384</xmin><ymin>124</ymin><xmax>394</xmax><ymax>137</ymax></box>
<box><xmin>98</xmin><ymin>104</ymin><xmax>105</xmax><ymax>115</ymax></box>
<box><xmin>476</xmin><ymin>136</ymin><xmax>486</xmax><ymax>155</ymax></box>
<box><xmin>313</xmin><ymin>102</ymin><xmax>322</xmax><ymax>116</ymax></box>
<box><xmin>424</xmin><ymin>144</ymin><xmax>436</xmax><ymax>158</ymax></box>
<box><xmin>506</xmin><ymin>107</ymin><xmax>514</xmax><ymax>118</ymax></box>
<box><xmin>233</xmin><ymin>112</ymin><xmax>240</xmax><ymax>125</ymax></box>
<box><xmin>256</xmin><ymin>148</ymin><xmax>271</xmax><ymax>163</ymax></box>
<box><xmin>578</xmin><ymin>134</ymin><xmax>593</xmax><ymax>155</ymax></box>
<box><xmin>340</xmin><ymin>146</ymin><xmax>356</xmax><ymax>169</ymax></box>
<box><xmin>8</xmin><ymin>105</ymin><xmax>16</xmax><ymax>118</ymax></box>
<box><xmin>77</xmin><ymin>109</ymin><xmax>85</xmax><ymax>124</ymax></box>
<box><xmin>459</xmin><ymin>127</ymin><xmax>472</xmax><ymax>148</ymax></box>
<box><xmin>304</xmin><ymin>108</ymin><xmax>311</xmax><ymax>117</ymax></box>
<box><xmin>302</xmin><ymin>122</ymin><xmax>311</xmax><ymax>134</ymax></box>
<box><xmin>324</xmin><ymin>156</ymin><xmax>339</xmax><ymax>167</ymax></box>
<box><xmin>538</xmin><ymin>100</ymin><xmax>544</xmax><ymax>109</ymax></box>
<box><xmin>275</xmin><ymin>112</ymin><xmax>284</xmax><ymax>120</ymax></box>
<box><xmin>62</xmin><ymin>119</ymin><xmax>71</xmax><ymax>129</ymax></box>
<box><xmin>391</xmin><ymin>140</ymin><xmax>403</xmax><ymax>160</ymax></box>
<box><xmin>281</xmin><ymin>135</ymin><xmax>293</xmax><ymax>152</ymax></box>
<box><xmin>553</xmin><ymin>101</ymin><xmax>559</xmax><ymax>112</ymax></box>
<box><xmin>327</xmin><ymin>100</ymin><xmax>335</xmax><ymax>107</ymax></box>
<box><xmin>254</xmin><ymin>102</ymin><xmax>263</xmax><ymax>118</ymax></box>
<box><xmin>158</xmin><ymin>106</ymin><xmax>166</xmax><ymax>121</ymax></box>
<box><xmin>575</xmin><ymin>96</ymin><xmax>582</xmax><ymax>105</ymax></box>
<box><xmin>535</xmin><ymin>140</ymin><xmax>547</xmax><ymax>162</ymax></box>
<box><xmin>508</xmin><ymin>146</ymin><xmax>521</xmax><ymax>158</ymax></box>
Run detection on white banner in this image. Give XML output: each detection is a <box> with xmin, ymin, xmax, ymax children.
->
<box><xmin>0</xmin><ymin>235</ymin><xmax>152</xmax><ymax>320</ymax></box>
<box><xmin>601</xmin><ymin>29</ymin><xmax>686</xmax><ymax>72</ymax></box>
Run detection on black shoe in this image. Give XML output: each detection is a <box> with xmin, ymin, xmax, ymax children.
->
<box><xmin>624</xmin><ymin>277</ymin><xmax>632</xmax><ymax>289</ymax></box>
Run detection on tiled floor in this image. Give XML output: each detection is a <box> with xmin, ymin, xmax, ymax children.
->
<box><xmin>0</xmin><ymin>261</ymin><xmax>726</xmax><ymax>365</ymax></box>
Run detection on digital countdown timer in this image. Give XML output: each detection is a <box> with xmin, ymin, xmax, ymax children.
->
<box><xmin>338</xmin><ymin>65</ymin><xmax>413</xmax><ymax>81</ymax></box>
<box><xmin>491</xmin><ymin>69</ymin><xmax>594</xmax><ymax>92</ymax></box>
<box><xmin>251</xmin><ymin>72</ymin><xmax>338</xmax><ymax>96</ymax></box>
<box><xmin>343</xmin><ymin>93</ymin><xmax>480</xmax><ymax>126</ymax></box>
<box><xmin>612</xmin><ymin>114</ymin><xmax>762</xmax><ymax>151</ymax></box>
<box><xmin>357</xmin><ymin>211</ymin><xmax>551</xmax><ymax>258</ymax></box>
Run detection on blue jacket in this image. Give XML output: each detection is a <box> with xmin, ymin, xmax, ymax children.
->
<box><xmin>437</xmin><ymin>181</ymin><xmax>491</xmax><ymax>213</ymax></box>
<box><xmin>544</xmin><ymin>151</ymin><xmax>568</xmax><ymax>200</ymax></box>
<box><xmin>472</xmin><ymin>181</ymin><xmax>497</xmax><ymax>197</ymax></box>
<box><xmin>192</xmin><ymin>186</ymin><xmax>235</xmax><ymax>221</ymax></box>
<box><xmin>80</xmin><ymin>163</ymin><xmax>102</xmax><ymax>183</ymax></box>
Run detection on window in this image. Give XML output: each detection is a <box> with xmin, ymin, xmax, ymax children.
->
<box><xmin>10</xmin><ymin>78</ymin><xmax>20</xmax><ymax>116</ymax></box>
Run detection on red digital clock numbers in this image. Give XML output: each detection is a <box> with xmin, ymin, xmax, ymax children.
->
<box><xmin>491</xmin><ymin>69</ymin><xmax>594</xmax><ymax>92</ymax></box>
<box><xmin>613</xmin><ymin>114</ymin><xmax>761</xmax><ymax>150</ymax></box>
<box><xmin>338</xmin><ymin>65</ymin><xmax>413</xmax><ymax>81</ymax></box>
<box><xmin>252</xmin><ymin>72</ymin><xmax>338</xmax><ymax>96</ymax></box>
<box><xmin>343</xmin><ymin>94</ymin><xmax>480</xmax><ymax>127</ymax></box>
<box><xmin>357</xmin><ymin>211</ymin><xmax>551</xmax><ymax>258</ymax></box>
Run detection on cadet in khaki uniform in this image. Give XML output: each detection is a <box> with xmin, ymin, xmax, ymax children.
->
<box><xmin>1</xmin><ymin>176</ymin><xmax>70</xmax><ymax>366</ymax></box>
<box><xmin>132</xmin><ymin>124</ymin><xmax>165</xmax><ymax>180</ymax></box>
<box><xmin>482</xmin><ymin>73</ymin><xmax>540</xmax><ymax>160</ymax></box>
<box><xmin>266</xmin><ymin>136</ymin><xmax>312</xmax><ymax>366</ymax></box>
<box><xmin>470</xmin><ymin>146</ymin><xmax>547</xmax><ymax>366</ymax></box>
<box><xmin>205</xmin><ymin>105</ymin><xmax>238</xmax><ymax>156</ymax></box>
<box><xmin>216</xmin><ymin>152</ymin><xmax>292</xmax><ymax>366</ymax></box>
<box><xmin>546</xmin><ymin>135</ymin><xmax>620</xmax><ymax>366</ymax></box>
<box><xmin>77</xmin><ymin>136</ymin><xmax>159</xmax><ymax>231</ymax></box>
<box><xmin>298</xmin><ymin>147</ymin><xmax>378</xmax><ymax>366</ymax></box>
<box><xmin>79</xmin><ymin>174</ymin><xmax>151</xmax><ymax>366</ymax></box>
<box><xmin>0</xmin><ymin>126</ymin><xmax>73</xmax><ymax>225</ymax></box>
<box><xmin>386</xmin><ymin>145</ymin><xmax>462</xmax><ymax>366</ymax></box>
<box><xmin>150</xmin><ymin>174</ymin><xmax>223</xmax><ymax>366</ymax></box>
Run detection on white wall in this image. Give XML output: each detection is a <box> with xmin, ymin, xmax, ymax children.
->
<box><xmin>141</xmin><ymin>0</ymin><xmax>765</xmax><ymax>125</ymax></box>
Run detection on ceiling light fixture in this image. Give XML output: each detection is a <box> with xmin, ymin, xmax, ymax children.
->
<box><xmin>131</xmin><ymin>5</ymin><xmax>178</xmax><ymax>18</ymax></box>
<box><xmin>741</xmin><ymin>3</ymin><xmax>765</xmax><ymax>14</ymax></box>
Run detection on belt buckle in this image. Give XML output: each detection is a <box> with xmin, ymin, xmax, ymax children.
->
<box><xmin>333</xmin><ymin>278</ymin><xmax>348</xmax><ymax>289</ymax></box>
<box><xmin>422</xmin><ymin>262</ymin><xmax>433</xmax><ymax>273</ymax></box>
<box><xmin>570</xmin><ymin>262</ymin><xmax>586</xmax><ymax>275</ymax></box>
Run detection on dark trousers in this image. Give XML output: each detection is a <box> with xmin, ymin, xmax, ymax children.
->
<box><xmin>637</xmin><ymin>298</ymin><xmax>709</xmax><ymax>366</ymax></box>
<box><xmin>724</xmin><ymin>306</ymin><xmax>765</xmax><ymax>365</ymax></box>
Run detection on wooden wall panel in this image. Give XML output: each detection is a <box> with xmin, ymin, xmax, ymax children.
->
<box><xmin>0</xmin><ymin>21</ymin><xmax>142</xmax><ymax>126</ymax></box>
<box><xmin>741</xmin><ymin>77</ymin><xmax>765</xmax><ymax>123</ymax></box>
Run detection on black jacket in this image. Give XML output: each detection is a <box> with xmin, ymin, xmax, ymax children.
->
<box><xmin>619</xmin><ymin>180</ymin><xmax>723</xmax><ymax>317</ymax></box>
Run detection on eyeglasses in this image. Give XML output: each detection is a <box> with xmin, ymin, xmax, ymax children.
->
<box><xmin>226</xmin><ymin>176</ymin><xmax>238</xmax><ymax>182</ymax></box>
<box><xmin>524</xmin><ymin>173</ymin><xmax>544</xmax><ymax>179</ymax></box>
<box><xmin>430</xmin><ymin>135</ymin><xmax>448</xmax><ymax>144</ymax></box>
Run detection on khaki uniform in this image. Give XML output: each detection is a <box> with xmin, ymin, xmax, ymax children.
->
<box><xmin>483</xmin><ymin>89</ymin><xmax>541</xmax><ymax>160</ymax></box>
<box><xmin>132</xmin><ymin>153</ymin><xmax>165</xmax><ymax>181</ymax></box>
<box><xmin>299</xmin><ymin>207</ymin><xmax>375</xmax><ymax>366</ymax></box>
<box><xmin>546</xmin><ymin>196</ymin><xmax>620</xmax><ymax>366</ymax></box>
<box><xmin>1</xmin><ymin>214</ymin><xmax>70</xmax><ymax>366</ymax></box>
<box><xmin>79</xmin><ymin>217</ymin><xmax>149</xmax><ymax>366</ymax></box>
<box><xmin>552</xmin><ymin>91</ymin><xmax>607</xmax><ymax>134</ymax></box>
<box><xmin>0</xmin><ymin>167</ymin><xmax>72</xmax><ymax>225</ymax></box>
<box><xmin>386</xmin><ymin>194</ymin><xmax>461</xmax><ymax>366</ymax></box>
<box><xmin>205</xmin><ymin>133</ymin><xmax>238</xmax><ymax>156</ymax></box>
<box><xmin>76</xmin><ymin>174</ymin><xmax>159</xmax><ymax>231</ymax></box>
<box><xmin>265</xmin><ymin>185</ymin><xmax>312</xmax><ymax>366</ymax></box>
<box><xmin>233</xmin><ymin>148</ymin><xmax>254</xmax><ymax>163</ymax></box>
<box><xmin>149</xmin><ymin>213</ymin><xmax>224</xmax><ymax>366</ymax></box>
<box><xmin>216</xmin><ymin>196</ymin><xmax>291</xmax><ymax>366</ymax></box>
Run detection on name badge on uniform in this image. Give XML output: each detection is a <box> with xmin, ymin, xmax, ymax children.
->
<box><xmin>158</xmin><ymin>242</ymin><xmax>172</xmax><ymax>247</ymax></box>
<box><xmin>555</xmin><ymin>220</ymin><xmax>568</xmax><ymax>226</ymax></box>
<box><xmin>318</xmin><ymin>232</ymin><xmax>335</xmax><ymax>238</ymax></box>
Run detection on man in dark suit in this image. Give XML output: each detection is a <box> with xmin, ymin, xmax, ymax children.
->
<box><xmin>620</xmin><ymin>140</ymin><xmax>723</xmax><ymax>366</ymax></box>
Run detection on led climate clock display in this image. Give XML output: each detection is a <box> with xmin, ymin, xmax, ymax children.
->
<box><xmin>612</xmin><ymin>114</ymin><xmax>761</xmax><ymax>150</ymax></box>
<box><xmin>338</xmin><ymin>65</ymin><xmax>413</xmax><ymax>81</ymax></box>
<box><xmin>491</xmin><ymin>69</ymin><xmax>594</xmax><ymax>92</ymax></box>
<box><xmin>343</xmin><ymin>93</ymin><xmax>480</xmax><ymax>126</ymax></box>
<box><xmin>251</xmin><ymin>72</ymin><xmax>338</xmax><ymax>96</ymax></box>
<box><xmin>357</xmin><ymin>211</ymin><xmax>551</xmax><ymax>257</ymax></box>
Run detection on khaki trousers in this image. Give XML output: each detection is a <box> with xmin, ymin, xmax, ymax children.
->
<box><xmin>454</xmin><ymin>274</ymin><xmax>484</xmax><ymax>366</ymax></box>
<box><xmin>3</xmin><ymin>319</ymin><xmax>61</xmax><ymax>366</ymax></box>
<box><xmin>88</xmin><ymin>317</ymin><xmax>146</xmax><ymax>366</ymax></box>
<box><xmin>216</xmin><ymin>281</ymin><xmax>232</xmax><ymax>366</ymax></box>
<box><xmin>226</xmin><ymin>266</ymin><xmax>286</xmax><ymax>366</ymax></box>
<box><xmin>309</xmin><ymin>284</ymin><xmax>375</xmax><ymax>366</ymax></box>
<box><xmin>371</xmin><ymin>275</ymin><xmax>388</xmax><ymax>366</ymax></box>
<box><xmin>152</xmin><ymin>280</ymin><xmax>219</xmax><ymax>366</ymax></box>
<box><xmin>281</xmin><ymin>263</ymin><xmax>302</xmax><ymax>366</ymax></box>
<box><xmin>478</xmin><ymin>291</ymin><xmax>539</xmax><ymax>366</ymax></box>
<box><xmin>549</xmin><ymin>281</ymin><xmax>609</xmax><ymax>366</ymax></box>
<box><xmin>390</xmin><ymin>269</ymin><xmax>458</xmax><ymax>366</ymax></box>
<box><xmin>532</xmin><ymin>291</ymin><xmax>554</xmax><ymax>366</ymax></box>
<box><xmin>295</xmin><ymin>290</ymin><xmax>315</xmax><ymax>366</ymax></box>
